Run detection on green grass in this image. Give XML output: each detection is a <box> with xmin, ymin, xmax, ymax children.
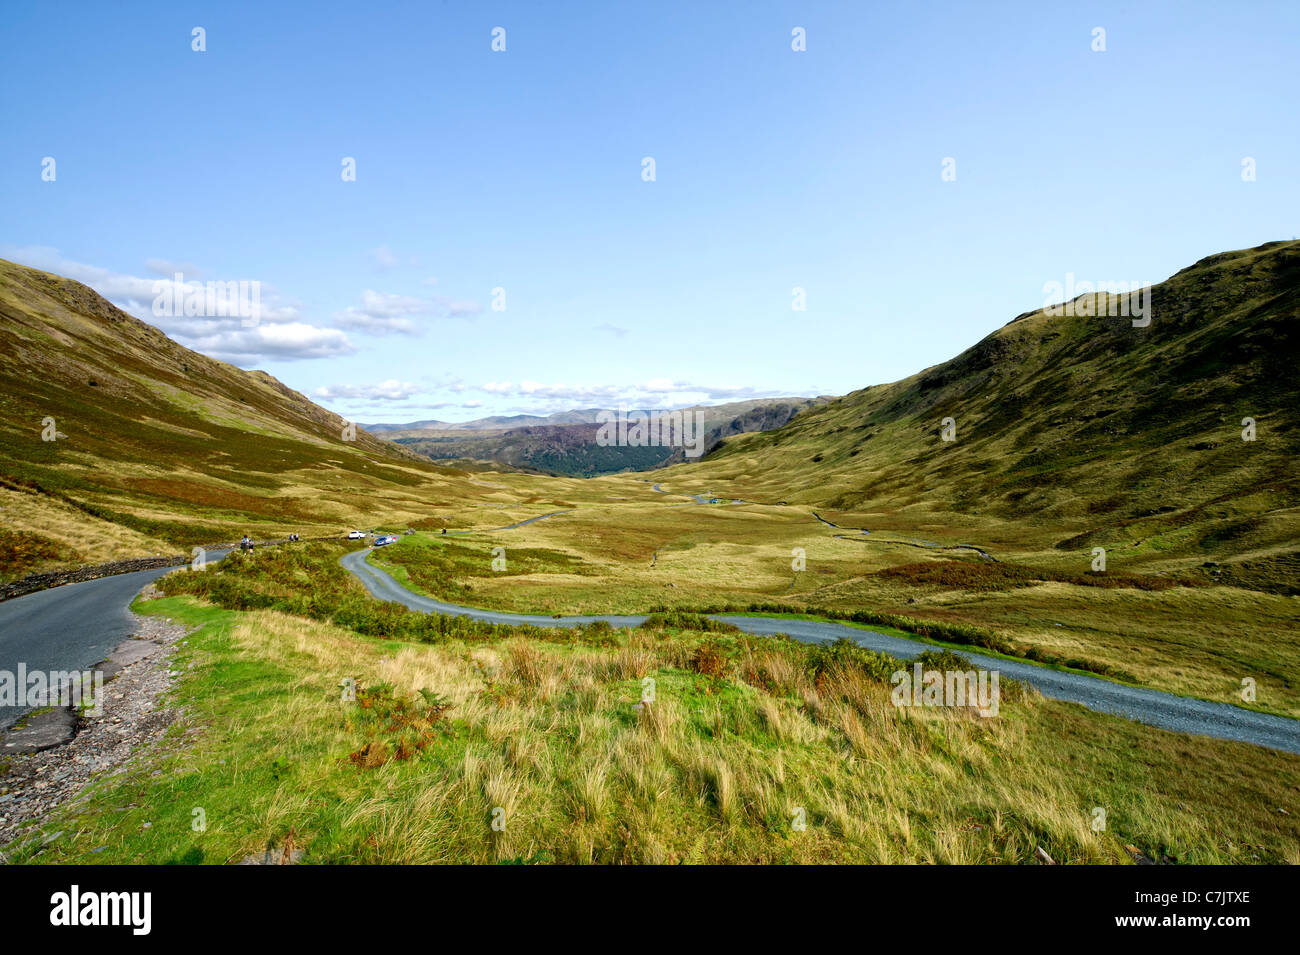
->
<box><xmin>368</xmin><ymin>534</ymin><xmax>596</xmax><ymax>604</ymax></box>
<box><xmin>4</xmin><ymin>245</ymin><xmax>1300</xmax><ymax>862</ymax></box>
<box><xmin>368</xmin><ymin>536</ymin><xmax>1142</xmax><ymax>683</ymax></box>
<box><xmin>10</xmin><ymin>583</ymin><xmax>1300</xmax><ymax>864</ymax></box>
<box><xmin>359</xmin><ymin>502</ymin><xmax>1300</xmax><ymax>717</ymax></box>
<box><xmin>155</xmin><ymin>541</ymin><xmax>572</xmax><ymax>645</ymax></box>
<box><xmin>0</xmin><ymin>255</ymin><xmax>604</xmax><ymax>575</ymax></box>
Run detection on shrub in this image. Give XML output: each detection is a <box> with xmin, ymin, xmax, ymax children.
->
<box><xmin>347</xmin><ymin>681</ymin><xmax>452</xmax><ymax>769</ymax></box>
<box><xmin>689</xmin><ymin>642</ymin><xmax>729</xmax><ymax>679</ymax></box>
<box><xmin>806</xmin><ymin>638</ymin><xmax>897</xmax><ymax>687</ymax></box>
<box><xmin>643</xmin><ymin>611</ymin><xmax>739</xmax><ymax>634</ymax></box>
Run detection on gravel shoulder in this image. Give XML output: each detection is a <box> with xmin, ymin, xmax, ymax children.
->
<box><xmin>0</xmin><ymin>603</ymin><xmax>193</xmax><ymax>857</ymax></box>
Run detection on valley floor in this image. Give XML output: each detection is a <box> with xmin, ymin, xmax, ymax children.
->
<box><xmin>357</xmin><ymin>475</ymin><xmax>1300</xmax><ymax>721</ymax></box>
<box><xmin>4</xmin><ymin>465</ymin><xmax>1297</xmax><ymax>865</ymax></box>
<box><xmin>6</xmin><ymin>589</ymin><xmax>1298</xmax><ymax>865</ymax></box>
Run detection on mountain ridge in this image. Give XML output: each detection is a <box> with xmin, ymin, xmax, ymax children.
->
<box><xmin>372</xmin><ymin>397</ymin><xmax>832</xmax><ymax>476</ymax></box>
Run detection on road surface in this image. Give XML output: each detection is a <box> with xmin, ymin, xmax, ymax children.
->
<box><xmin>5</xmin><ymin>541</ymin><xmax>1295</xmax><ymax>753</ymax></box>
<box><xmin>0</xmin><ymin>550</ymin><xmax>228</xmax><ymax>730</ymax></box>
<box><xmin>341</xmin><ymin>548</ymin><xmax>1300</xmax><ymax>755</ymax></box>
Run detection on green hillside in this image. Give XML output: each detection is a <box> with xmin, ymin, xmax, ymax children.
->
<box><xmin>0</xmin><ymin>259</ymin><xmax>578</xmax><ymax>578</ymax></box>
<box><xmin>676</xmin><ymin>240</ymin><xmax>1300</xmax><ymax>587</ymax></box>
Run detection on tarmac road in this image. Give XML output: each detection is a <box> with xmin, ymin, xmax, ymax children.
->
<box><xmin>342</xmin><ymin>548</ymin><xmax>1300</xmax><ymax>754</ymax></box>
<box><xmin>0</xmin><ymin>550</ymin><xmax>229</xmax><ymax>730</ymax></box>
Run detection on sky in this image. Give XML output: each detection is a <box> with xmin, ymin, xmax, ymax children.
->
<box><xmin>1</xmin><ymin>1</ymin><xmax>1297</xmax><ymax>424</ymax></box>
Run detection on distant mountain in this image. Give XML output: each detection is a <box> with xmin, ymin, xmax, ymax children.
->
<box><xmin>364</xmin><ymin>407</ymin><xmax>635</xmax><ymax>435</ymax></box>
<box><xmin>362</xmin><ymin>418</ymin><xmax>452</xmax><ymax>433</ymax></box>
<box><xmin>371</xmin><ymin>397</ymin><xmax>831</xmax><ymax>476</ymax></box>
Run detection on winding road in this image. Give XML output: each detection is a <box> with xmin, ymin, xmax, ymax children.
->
<box><xmin>342</xmin><ymin>548</ymin><xmax>1300</xmax><ymax>755</ymax></box>
<box><xmin>4</xmin><ymin>518</ymin><xmax>1298</xmax><ymax>754</ymax></box>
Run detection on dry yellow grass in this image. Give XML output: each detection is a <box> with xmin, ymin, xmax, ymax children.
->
<box><xmin>0</xmin><ymin>485</ymin><xmax>174</xmax><ymax>564</ymax></box>
<box><xmin>18</xmin><ymin>595</ymin><xmax>1300</xmax><ymax>865</ymax></box>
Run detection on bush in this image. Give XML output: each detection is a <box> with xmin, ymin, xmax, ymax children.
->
<box><xmin>156</xmin><ymin>542</ymin><xmax>665</xmax><ymax>650</ymax></box>
<box><xmin>643</xmin><ymin>611</ymin><xmax>739</xmax><ymax>634</ymax></box>
<box><xmin>347</xmin><ymin>681</ymin><xmax>452</xmax><ymax>769</ymax></box>
<box><xmin>689</xmin><ymin>642</ymin><xmax>729</xmax><ymax>679</ymax></box>
<box><xmin>158</xmin><ymin>543</ymin><xmax>538</xmax><ymax>644</ymax></box>
<box><xmin>806</xmin><ymin>638</ymin><xmax>897</xmax><ymax>686</ymax></box>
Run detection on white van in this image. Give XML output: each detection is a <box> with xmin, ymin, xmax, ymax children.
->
<box><xmin>347</xmin><ymin>530</ymin><xmax>365</xmax><ymax>540</ymax></box>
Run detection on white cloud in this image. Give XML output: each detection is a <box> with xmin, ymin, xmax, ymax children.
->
<box><xmin>0</xmin><ymin>245</ymin><xmax>353</xmax><ymax>365</ymax></box>
<box><xmin>333</xmin><ymin>289</ymin><xmax>484</xmax><ymax>335</ymax></box>
<box><xmin>334</xmin><ymin>290</ymin><xmax>429</xmax><ymax>335</ymax></box>
<box><xmin>369</xmin><ymin>245</ymin><xmax>399</xmax><ymax>270</ymax></box>
<box><xmin>444</xmin><ymin>300</ymin><xmax>482</xmax><ymax>317</ymax></box>
<box><xmin>471</xmin><ymin>379</ymin><xmax>776</xmax><ymax>410</ymax></box>
<box><xmin>194</xmin><ymin>323</ymin><xmax>354</xmax><ymax>365</ymax></box>
<box><xmin>312</xmin><ymin>379</ymin><xmax>423</xmax><ymax>401</ymax></box>
<box><xmin>143</xmin><ymin>257</ymin><xmax>203</xmax><ymax>279</ymax></box>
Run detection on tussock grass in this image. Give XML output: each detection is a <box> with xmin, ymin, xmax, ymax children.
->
<box><xmin>12</xmin><ymin>591</ymin><xmax>1300</xmax><ymax>865</ymax></box>
<box><xmin>363</xmin><ymin>493</ymin><xmax>1300</xmax><ymax>716</ymax></box>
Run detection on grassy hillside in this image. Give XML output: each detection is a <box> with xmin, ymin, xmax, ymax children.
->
<box><xmin>8</xmin><ymin>545</ymin><xmax>1297</xmax><ymax>863</ymax></box>
<box><xmin>322</xmin><ymin>242</ymin><xmax>1300</xmax><ymax>715</ymax></box>
<box><xmin>4</xmin><ymin>247</ymin><xmax>1299</xmax><ymax>865</ymax></box>
<box><xmin>0</xmin><ymin>258</ymin><xmax>585</xmax><ymax>579</ymax></box>
<box><xmin>670</xmin><ymin>241</ymin><xmax>1300</xmax><ymax>582</ymax></box>
<box><xmin>393</xmin><ymin>423</ymin><xmax>674</xmax><ymax>476</ymax></box>
<box><xmin>2</xmin><ymin>245</ymin><xmax>1296</xmax><ymax>718</ymax></box>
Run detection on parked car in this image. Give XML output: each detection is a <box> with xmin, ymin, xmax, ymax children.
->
<box><xmin>373</xmin><ymin>535</ymin><xmax>399</xmax><ymax>546</ymax></box>
<box><xmin>347</xmin><ymin>530</ymin><xmax>365</xmax><ymax>540</ymax></box>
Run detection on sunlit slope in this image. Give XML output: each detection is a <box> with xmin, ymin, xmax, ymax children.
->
<box><xmin>673</xmin><ymin>241</ymin><xmax>1300</xmax><ymax>568</ymax></box>
<box><xmin>0</xmin><ymin>258</ymin><xmax>574</xmax><ymax>576</ymax></box>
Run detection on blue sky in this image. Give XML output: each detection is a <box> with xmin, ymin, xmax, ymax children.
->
<box><xmin>2</xmin><ymin>1</ymin><xmax>1296</xmax><ymax>423</ymax></box>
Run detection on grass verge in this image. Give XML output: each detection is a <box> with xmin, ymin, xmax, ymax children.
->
<box><xmin>9</xmin><ymin>576</ymin><xmax>1300</xmax><ymax>863</ymax></box>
